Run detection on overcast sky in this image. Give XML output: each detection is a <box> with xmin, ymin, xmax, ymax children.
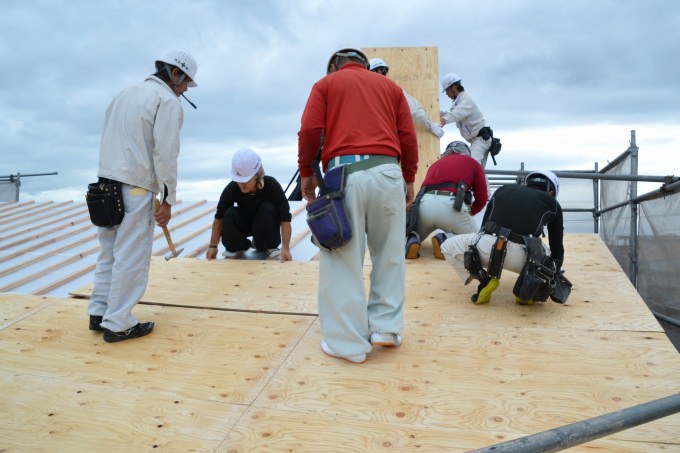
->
<box><xmin>1</xmin><ymin>0</ymin><xmax>679</xmax><ymax>202</ymax></box>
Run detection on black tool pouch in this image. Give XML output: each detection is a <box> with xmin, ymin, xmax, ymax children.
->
<box><xmin>489</xmin><ymin>137</ymin><xmax>502</xmax><ymax>165</ymax></box>
<box><xmin>513</xmin><ymin>237</ymin><xmax>556</xmax><ymax>302</ymax></box>
<box><xmin>86</xmin><ymin>179</ymin><xmax>125</xmax><ymax>227</ymax></box>
<box><xmin>453</xmin><ymin>181</ymin><xmax>468</xmax><ymax>212</ymax></box>
<box><xmin>550</xmin><ymin>270</ymin><xmax>572</xmax><ymax>303</ymax></box>
<box><xmin>477</xmin><ymin>126</ymin><xmax>493</xmax><ymax>141</ymax></box>
<box><xmin>463</xmin><ymin>244</ymin><xmax>488</xmax><ymax>285</ymax></box>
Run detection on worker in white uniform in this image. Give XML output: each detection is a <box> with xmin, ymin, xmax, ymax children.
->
<box><xmin>88</xmin><ymin>49</ymin><xmax>198</xmax><ymax>343</ymax></box>
<box><xmin>440</xmin><ymin>73</ymin><xmax>492</xmax><ymax>168</ymax></box>
<box><xmin>369</xmin><ymin>58</ymin><xmax>444</xmax><ymax>139</ymax></box>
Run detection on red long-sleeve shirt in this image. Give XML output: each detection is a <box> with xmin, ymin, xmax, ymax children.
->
<box><xmin>421</xmin><ymin>153</ymin><xmax>488</xmax><ymax>216</ymax></box>
<box><xmin>297</xmin><ymin>62</ymin><xmax>419</xmax><ymax>183</ymax></box>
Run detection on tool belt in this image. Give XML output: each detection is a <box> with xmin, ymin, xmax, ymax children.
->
<box><xmin>86</xmin><ymin>178</ymin><xmax>124</xmax><ymax>227</ymax></box>
<box><xmin>482</xmin><ymin>222</ymin><xmax>525</xmax><ymax>244</ymax></box>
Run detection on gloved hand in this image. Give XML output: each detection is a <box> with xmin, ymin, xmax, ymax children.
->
<box><xmin>430</xmin><ymin>124</ymin><xmax>444</xmax><ymax>138</ymax></box>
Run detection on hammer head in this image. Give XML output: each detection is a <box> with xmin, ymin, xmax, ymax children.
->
<box><xmin>165</xmin><ymin>248</ymin><xmax>184</xmax><ymax>261</ymax></box>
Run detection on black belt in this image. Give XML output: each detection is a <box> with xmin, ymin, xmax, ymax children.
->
<box><xmin>483</xmin><ymin>223</ymin><xmax>526</xmax><ymax>245</ymax></box>
<box><xmin>425</xmin><ymin>189</ymin><xmax>454</xmax><ymax>196</ymax></box>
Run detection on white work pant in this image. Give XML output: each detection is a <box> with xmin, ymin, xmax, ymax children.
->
<box><xmin>318</xmin><ymin>163</ymin><xmax>406</xmax><ymax>357</ymax></box>
<box><xmin>412</xmin><ymin>192</ymin><xmax>478</xmax><ymax>242</ymax></box>
<box><xmin>89</xmin><ymin>185</ymin><xmax>155</xmax><ymax>332</ymax></box>
<box><xmin>441</xmin><ymin>232</ymin><xmax>549</xmax><ymax>283</ymax></box>
<box><xmin>469</xmin><ymin>136</ymin><xmax>492</xmax><ymax>169</ymax></box>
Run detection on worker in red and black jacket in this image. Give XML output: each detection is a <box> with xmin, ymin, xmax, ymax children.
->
<box><xmin>406</xmin><ymin>140</ymin><xmax>488</xmax><ymax>260</ymax></box>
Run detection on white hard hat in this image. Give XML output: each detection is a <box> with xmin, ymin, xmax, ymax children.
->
<box><xmin>441</xmin><ymin>73</ymin><xmax>461</xmax><ymax>92</ymax></box>
<box><xmin>369</xmin><ymin>58</ymin><xmax>388</xmax><ymax>71</ymax></box>
<box><xmin>525</xmin><ymin>170</ymin><xmax>560</xmax><ymax>197</ymax></box>
<box><xmin>231</xmin><ymin>148</ymin><xmax>262</xmax><ymax>183</ymax></box>
<box><xmin>443</xmin><ymin>140</ymin><xmax>471</xmax><ymax>157</ymax></box>
<box><xmin>156</xmin><ymin>49</ymin><xmax>198</xmax><ymax>87</ymax></box>
<box><xmin>327</xmin><ymin>47</ymin><xmax>368</xmax><ymax>74</ymax></box>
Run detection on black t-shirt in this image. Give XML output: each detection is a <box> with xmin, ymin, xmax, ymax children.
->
<box><xmin>481</xmin><ymin>184</ymin><xmax>564</xmax><ymax>267</ymax></box>
<box><xmin>215</xmin><ymin>175</ymin><xmax>292</xmax><ymax>223</ymax></box>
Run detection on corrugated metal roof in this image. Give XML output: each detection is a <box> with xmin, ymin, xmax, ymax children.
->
<box><xmin>0</xmin><ymin>199</ymin><xmax>315</xmax><ymax>298</ymax></box>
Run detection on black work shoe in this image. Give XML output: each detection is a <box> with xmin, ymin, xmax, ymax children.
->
<box><xmin>103</xmin><ymin>322</ymin><xmax>155</xmax><ymax>343</ymax></box>
<box><xmin>89</xmin><ymin>315</ymin><xmax>103</xmax><ymax>332</ymax></box>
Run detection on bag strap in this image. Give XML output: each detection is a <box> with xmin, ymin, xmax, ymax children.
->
<box><xmin>311</xmin><ymin>145</ymin><xmax>332</xmax><ymax>196</ymax></box>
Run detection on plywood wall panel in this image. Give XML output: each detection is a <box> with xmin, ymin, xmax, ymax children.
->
<box><xmin>364</xmin><ymin>47</ymin><xmax>441</xmax><ymax>189</ymax></box>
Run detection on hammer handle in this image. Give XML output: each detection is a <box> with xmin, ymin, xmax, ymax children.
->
<box><xmin>154</xmin><ymin>198</ymin><xmax>177</xmax><ymax>254</ymax></box>
<box><xmin>162</xmin><ymin>226</ymin><xmax>178</xmax><ymax>255</ymax></box>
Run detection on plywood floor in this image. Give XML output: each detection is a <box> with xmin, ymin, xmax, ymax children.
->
<box><xmin>1</xmin><ymin>234</ymin><xmax>679</xmax><ymax>452</ymax></box>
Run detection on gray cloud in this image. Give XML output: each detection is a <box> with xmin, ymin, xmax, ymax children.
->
<box><xmin>1</xmin><ymin>0</ymin><xmax>678</xmax><ymax>200</ymax></box>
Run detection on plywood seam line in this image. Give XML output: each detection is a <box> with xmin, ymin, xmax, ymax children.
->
<box><xmin>239</xmin><ymin>317</ymin><xmax>319</xmax><ymax>412</ymax></box>
<box><xmin>135</xmin><ymin>301</ymin><xmax>319</xmax><ymax>317</ymax></box>
<box><xmin>0</xmin><ymin>297</ymin><xmax>62</xmax><ymax>331</ymax></box>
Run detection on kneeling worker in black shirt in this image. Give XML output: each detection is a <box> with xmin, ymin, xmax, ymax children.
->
<box><xmin>440</xmin><ymin>171</ymin><xmax>564</xmax><ymax>305</ymax></box>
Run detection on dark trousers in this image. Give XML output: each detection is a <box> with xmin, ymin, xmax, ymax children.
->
<box><xmin>221</xmin><ymin>202</ymin><xmax>281</xmax><ymax>252</ymax></box>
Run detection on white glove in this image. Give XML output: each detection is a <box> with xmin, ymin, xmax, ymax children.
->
<box><xmin>430</xmin><ymin>124</ymin><xmax>445</xmax><ymax>138</ymax></box>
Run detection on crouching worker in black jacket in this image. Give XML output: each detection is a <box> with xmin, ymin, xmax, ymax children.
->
<box><xmin>206</xmin><ymin>148</ymin><xmax>293</xmax><ymax>262</ymax></box>
<box><xmin>440</xmin><ymin>171</ymin><xmax>565</xmax><ymax>305</ymax></box>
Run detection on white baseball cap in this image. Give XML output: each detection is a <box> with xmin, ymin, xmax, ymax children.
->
<box><xmin>231</xmin><ymin>148</ymin><xmax>262</xmax><ymax>183</ymax></box>
<box><xmin>441</xmin><ymin>73</ymin><xmax>461</xmax><ymax>92</ymax></box>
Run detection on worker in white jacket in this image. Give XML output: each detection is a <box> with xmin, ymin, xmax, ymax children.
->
<box><xmin>369</xmin><ymin>58</ymin><xmax>444</xmax><ymax>138</ymax></box>
<box><xmin>88</xmin><ymin>49</ymin><xmax>198</xmax><ymax>343</ymax></box>
<box><xmin>440</xmin><ymin>73</ymin><xmax>491</xmax><ymax>168</ymax></box>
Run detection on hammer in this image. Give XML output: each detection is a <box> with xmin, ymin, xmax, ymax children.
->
<box><xmin>154</xmin><ymin>199</ymin><xmax>184</xmax><ymax>260</ymax></box>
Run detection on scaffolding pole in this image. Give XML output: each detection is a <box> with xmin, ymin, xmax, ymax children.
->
<box><xmin>469</xmin><ymin>393</ymin><xmax>680</xmax><ymax>453</ymax></box>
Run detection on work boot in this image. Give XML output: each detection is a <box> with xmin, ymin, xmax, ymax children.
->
<box><xmin>472</xmin><ymin>277</ymin><xmax>500</xmax><ymax>304</ymax></box>
<box><xmin>431</xmin><ymin>232</ymin><xmax>447</xmax><ymax>260</ymax></box>
<box><xmin>103</xmin><ymin>322</ymin><xmax>155</xmax><ymax>343</ymax></box>
<box><xmin>405</xmin><ymin>234</ymin><xmax>420</xmax><ymax>259</ymax></box>
<box><xmin>515</xmin><ymin>296</ymin><xmax>535</xmax><ymax>305</ymax></box>
<box><xmin>89</xmin><ymin>315</ymin><xmax>103</xmax><ymax>332</ymax></box>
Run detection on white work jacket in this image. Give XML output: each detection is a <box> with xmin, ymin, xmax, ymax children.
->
<box><xmin>440</xmin><ymin>90</ymin><xmax>486</xmax><ymax>142</ymax></box>
<box><xmin>403</xmin><ymin>90</ymin><xmax>438</xmax><ymax>133</ymax></box>
<box><xmin>98</xmin><ymin>76</ymin><xmax>183</xmax><ymax>205</ymax></box>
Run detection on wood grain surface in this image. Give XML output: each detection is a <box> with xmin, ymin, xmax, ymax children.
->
<box><xmin>2</xmin><ymin>235</ymin><xmax>679</xmax><ymax>452</ymax></box>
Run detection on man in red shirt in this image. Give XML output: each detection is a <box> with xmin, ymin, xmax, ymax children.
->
<box><xmin>406</xmin><ymin>140</ymin><xmax>488</xmax><ymax>260</ymax></box>
<box><xmin>298</xmin><ymin>47</ymin><xmax>418</xmax><ymax>363</ymax></box>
